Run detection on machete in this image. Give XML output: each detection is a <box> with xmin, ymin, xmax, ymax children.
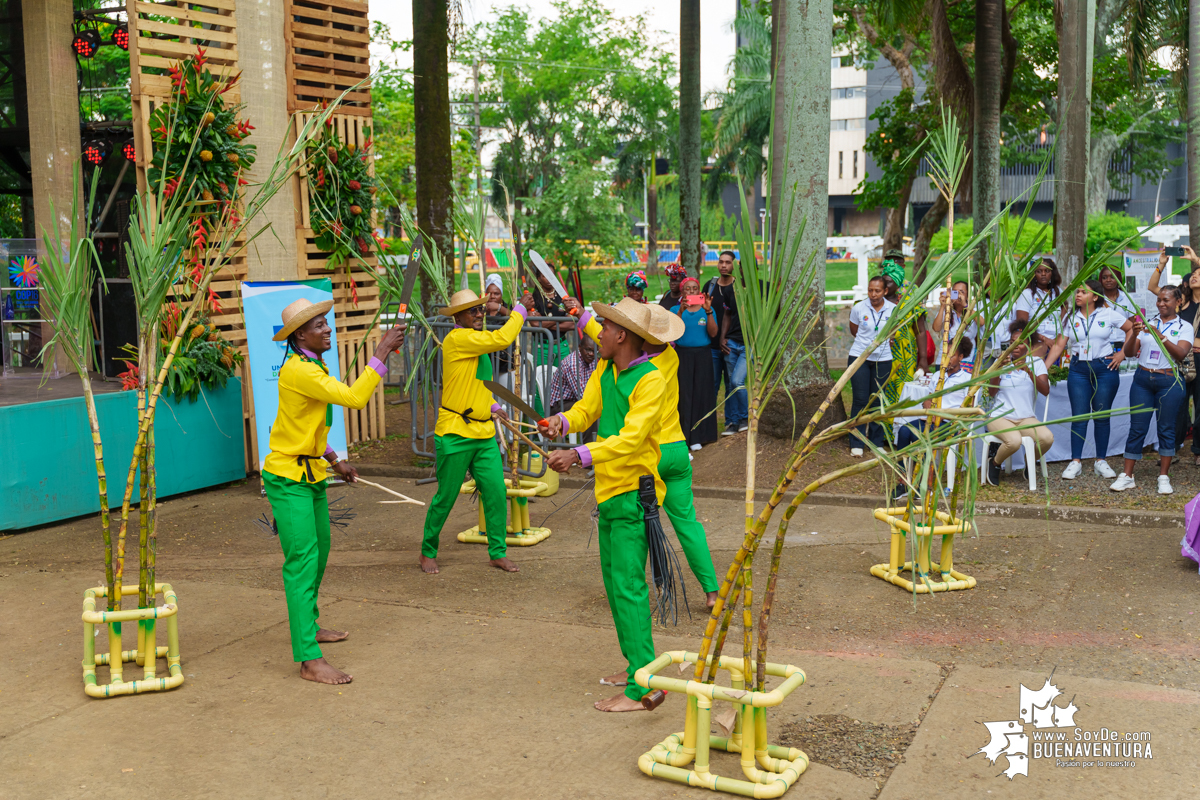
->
<box><xmin>528</xmin><ymin>249</ymin><xmax>579</xmax><ymax>316</ymax></box>
<box><xmin>483</xmin><ymin>379</ymin><xmax>545</xmax><ymax>424</ymax></box>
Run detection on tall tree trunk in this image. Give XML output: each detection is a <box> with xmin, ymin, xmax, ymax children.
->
<box><xmin>647</xmin><ymin>170</ymin><xmax>658</xmax><ymax>275</ymax></box>
<box><xmin>679</xmin><ymin>0</ymin><xmax>702</xmax><ymax>277</ymax></box>
<box><xmin>883</xmin><ymin>173</ymin><xmax>916</xmax><ymax>254</ymax></box>
<box><xmin>1054</xmin><ymin>0</ymin><xmax>1096</xmax><ymax>280</ymax></box>
<box><xmin>1087</xmin><ymin>129</ymin><xmax>1119</xmax><ymax>216</ymax></box>
<box><xmin>1190</xmin><ymin>0</ymin><xmax>1200</xmax><ymax>244</ymax></box>
<box><xmin>413</xmin><ymin>0</ymin><xmax>454</xmax><ymax>305</ymax></box>
<box><xmin>973</xmin><ymin>0</ymin><xmax>1004</xmax><ymax>240</ymax></box>
<box><xmin>914</xmin><ymin>192</ymin><xmax>950</xmax><ymax>282</ymax></box>
<box><xmin>771</xmin><ymin>0</ymin><xmax>831</xmax><ymax>384</ymax></box>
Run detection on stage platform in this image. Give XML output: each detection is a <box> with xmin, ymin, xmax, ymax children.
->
<box><xmin>0</xmin><ymin>378</ymin><xmax>246</xmax><ymax>531</ymax></box>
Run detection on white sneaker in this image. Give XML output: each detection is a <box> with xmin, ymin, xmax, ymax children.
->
<box><xmin>1093</xmin><ymin>459</ymin><xmax>1116</xmax><ymax>479</ymax></box>
<box><xmin>1158</xmin><ymin>475</ymin><xmax>1174</xmax><ymax>495</ymax></box>
<box><xmin>1109</xmin><ymin>474</ymin><xmax>1136</xmax><ymax>492</ymax></box>
<box><xmin>850</xmin><ymin>447</ymin><xmax>864</xmax><ymax>457</ymax></box>
<box><xmin>1061</xmin><ymin>461</ymin><xmax>1082</xmax><ymax>480</ymax></box>
<box><xmin>689</xmin><ymin>443</ymin><xmax>703</xmax><ymax>452</ymax></box>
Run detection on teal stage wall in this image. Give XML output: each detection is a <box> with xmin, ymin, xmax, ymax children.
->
<box><xmin>1</xmin><ymin>379</ymin><xmax>245</xmax><ymax>531</ymax></box>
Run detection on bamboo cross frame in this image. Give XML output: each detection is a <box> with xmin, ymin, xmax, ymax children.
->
<box><xmin>496</xmin><ymin>415</ymin><xmax>550</xmax><ymax>459</ymax></box>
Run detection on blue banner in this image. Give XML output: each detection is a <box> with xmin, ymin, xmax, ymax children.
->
<box><xmin>240</xmin><ymin>280</ymin><xmax>348</xmax><ymax>471</ymax></box>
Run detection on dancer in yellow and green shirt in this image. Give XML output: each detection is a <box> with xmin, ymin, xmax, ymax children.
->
<box><xmin>545</xmin><ymin>298</ymin><xmax>680</xmax><ymax>713</ymax></box>
<box><xmin>263</xmin><ymin>298</ymin><xmax>404</xmax><ymax>685</ymax></box>
<box><xmin>566</xmin><ymin>298</ymin><xmax>719</xmax><ymax>609</ymax></box>
<box><xmin>420</xmin><ymin>288</ymin><xmax>534</xmax><ymax>575</ymax></box>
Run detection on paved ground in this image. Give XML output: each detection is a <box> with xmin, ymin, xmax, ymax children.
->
<box><xmin>2</xmin><ymin>478</ymin><xmax>1198</xmax><ymax>798</ymax></box>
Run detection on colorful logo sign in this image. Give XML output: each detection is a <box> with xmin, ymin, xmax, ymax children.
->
<box><xmin>8</xmin><ymin>256</ymin><xmax>38</xmax><ymax>288</ymax></box>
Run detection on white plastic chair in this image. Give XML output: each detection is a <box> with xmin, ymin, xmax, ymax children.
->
<box><xmin>980</xmin><ymin>382</ymin><xmax>1050</xmax><ymax>490</ymax></box>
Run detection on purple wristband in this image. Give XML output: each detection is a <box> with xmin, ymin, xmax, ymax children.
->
<box><xmin>324</xmin><ymin>445</ymin><xmax>337</xmax><ymax>461</ymax></box>
<box><xmin>559</xmin><ymin>413</ymin><xmax>570</xmax><ymax>434</ymax></box>
<box><xmin>491</xmin><ymin>402</ymin><xmax>501</xmax><ymax>414</ymax></box>
<box><xmin>513</xmin><ymin>304</ymin><xmax>529</xmax><ymax>319</ymax></box>
<box><xmin>573</xmin><ymin>444</ymin><xmax>592</xmax><ymax>467</ymax></box>
<box><xmin>577</xmin><ymin>310</ymin><xmax>593</xmax><ymax>332</ymax></box>
<box><xmin>367</xmin><ymin>356</ymin><xmax>388</xmax><ymax>377</ymax></box>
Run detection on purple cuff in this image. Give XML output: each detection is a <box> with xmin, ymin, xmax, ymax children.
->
<box><xmin>491</xmin><ymin>402</ymin><xmax>501</xmax><ymax>414</ymax></box>
<box><xmin>367</xmin><ymin>356</ymin><xmax>388</xmax><ymax>377</ymax></box>
<box><xmin>574</xmin><ymin>444</ymin><xmax>592</xmax><ymax>467</ymax></box>
<box><xmin>559</xmin><ymin>413</ymin><xmax>570</xmax><ymax>434</ymax></box>
<box><xmin>577</xmin><ymin>310</ymin><xmax>594</xmax><ymax>332</ymax></box>
<box><xmin>324</xmin><ymin>445</ymin><xmax>337</xmax><ymax>461</ymax></box>
<box><xmin>513</xmin><ymin>304</ymin><xmax>529</xmax><ymax>319</ymax></box>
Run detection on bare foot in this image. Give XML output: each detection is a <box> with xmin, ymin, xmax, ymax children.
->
<box><xmin>316</xmin><ymin>628</ymin><xmax>348</xmax><ymax>643</ymax></box>
<box><xmin>594</xmin><ymin>692</ymin><xmax>646</xmax><ymax>712</ymax></box>
<box><xmin>490</xmin><ymin>557</ymin><xmax>519</xmax><ymax>572</ymax></box>
<box><xmin>600</xmin><ymin>671</ymin><xmax>627</xmax><ymax>687</ymax></box>
<box><xmin>299</xmin><ymin>657</ymin><xmax>352</xmax><ymax>685</ymax></box>
<box><xmin>705</xmin><ymin>591</ymin><xmax>718</xmax><ymax>610</ymax></box>
<box><xmin>419</xmin><ymin>555</ymin><xmax>439</xmax><ymax>574</ymax></box>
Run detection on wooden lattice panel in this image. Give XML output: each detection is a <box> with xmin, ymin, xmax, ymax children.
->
<box><xmin>285</xmin><ymin>0</ymin><xmax>371</xmax><ymax>114</ymax></box>
<box><xmin>126</xmin><ymin>1</ymin><xmax>240</xmax><ymax>104</ymax></box>
<box><xmin>294</xmin><ymin>112</ymin><xmax>380</xmax><ymax>340</ymax></box>
<box><xmin>338</xmin><ymin>332</ymin><xmax>386</xmax><ymax>444</ymax></box>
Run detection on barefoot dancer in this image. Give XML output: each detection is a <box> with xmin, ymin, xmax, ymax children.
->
<box><xmin>568</xmin><ymin>298</ymin><xmax>719</xmax><ymax>610</ymax></box>
<box><xmin>544</xmin><ymin>298</ymin><xmax>679</xmax><ymax>712</ymax></box>
<box><xmin>420</xmin><ymin>288</ymin><xmax>533</xmax><ymax>575</ymax></box>
<box><xmin>263</xmin><ymin>298</ymin><xmax>404</xmax><ymax>685</ymax></box>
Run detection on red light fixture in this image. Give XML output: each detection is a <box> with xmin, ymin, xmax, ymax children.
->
<box><xmin>72</xmin><ymin>28</ymin><xmax>101</xmax><ymax>58</ymax></box>
<box><xmin>122</xmin><ymin>140</ymin><xmax>136</xmax><ymax>162</ymax></box>
<box><xmin>83</xmin><ymin>139</ymin><xmax>111</xmax><ymax>166</ymax></box>
<box><xmin>112</xmin><ymin>24</ymin><xmax>129</xmax><ymax>51</ymax></box>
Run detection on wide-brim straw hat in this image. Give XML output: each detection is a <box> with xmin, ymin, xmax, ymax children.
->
<box><xmin>593</xmin><ymin>297</ymin><xmax>684</xmax><ymax>346</ymax></box>
<box><xmin>273</xmin><ymin>298</ymin><xmax>334</xmax><ymax>341</ymax></box>
<box><xmin>440</xmin><ymin>289</ymin><xmax>485</xmax><ymax>316</ymax></box>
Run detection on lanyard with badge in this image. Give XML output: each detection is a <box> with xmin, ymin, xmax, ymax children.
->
<box><xmin>1147</xmin><ymin>318</ymin><xmax>1181</xmax><ymax>367</ymax></box>
<box><xmin>868</xmin><ymin>305</ymin><xmax>887</xmax><ymax>332</ymax></box>
<box><xmin>1073</xmin><ymin>311</ymin><xmax>1098</xmax><ymax>358</ymax></box>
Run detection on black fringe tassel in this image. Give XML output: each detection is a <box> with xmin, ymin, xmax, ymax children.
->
<box><xmin>639</xmin><ymin>474</ymin><xmax>690</xmax><ymax>625</ymax></box>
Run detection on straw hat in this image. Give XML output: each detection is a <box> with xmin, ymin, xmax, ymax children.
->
<box><xmin>439</xmin><ymin>289</ymin><xmax>485</xmax><ymax>317</ymax></box>
<box><xmin>593</xmin><ymin>297</ymin><xmax>684</xmax><ymax>346</ymax></box>
<box><xmin>272</xmin><ymin>297</ymin><xmax>334</xmax><ymax>341</ymax></box>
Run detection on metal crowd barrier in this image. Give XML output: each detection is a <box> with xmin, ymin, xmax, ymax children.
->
<box><xmin>396</xmin><ymin>312</ymin><xmax>586</xmax><ymax>479</ymax></box>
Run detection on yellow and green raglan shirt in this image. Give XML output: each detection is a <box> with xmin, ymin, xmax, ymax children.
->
<box><xmin>434</xmin><ymin>304</ymin><xmax>528</xmax><ymax>439</ymax></box>
<box><xmin>559</xmin><ymin>354</ymin><xmax>666</xmax><ymax>505</ymax></box>
<box><xmin>264</xmin><ymin>348</ymin><xmax>387</xmax><ymax>483</ymax></box>
<box><xmin>576</xmin><ymin>309</ymin><xmax>685</xmax><ymax>446</ymax></box>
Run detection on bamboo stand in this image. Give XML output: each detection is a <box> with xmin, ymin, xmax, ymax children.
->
<box><xmin>870</xmin><ymin>505</ymin><xmax>976</xmax><ymax>593</ymax></box>
<box><xmin>456</xmin><ymin>477</ymin><xmax>552</xmax><ymax>547</ymax></box>
<box><xmin>81</xmin><ymin>582</ymin><xmax>184</xmax><ymax>698</ymax></box>
<box><xmin>635</xmin><ymin>650</ymin><xmax>808</xmax><ymax>797</ymax></box>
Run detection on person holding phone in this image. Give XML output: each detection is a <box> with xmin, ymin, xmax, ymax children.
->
<box><xmin>1044</xmin><ymin>280</ymin><xmax>1134</xmax><ymax>480</ymax></box>
<box><xmin>847</xmin><ymin>275</ymin><xmax>896</xmax><ymax>455</ymax></box>
<box><xmin>1111</xmin><ymin>285</ymin><xmax>1195</xmax><ymax>494</ymax></box>
<box><xmin>1014</xmin><ymin>257</ymin><xmax>1064</xmax><ymax>361</ymax></box>
<box><xmin>931</xmin><ymin>280</ymin><xmax>982</xmax><ymax>370</ymax></box>
<box><xmin>983</xmin><ymin>320</ymin><xmax>1052</xmax><ymax>486</ymax></box>
<box><xmin>670</xmin><ymin>276</ymin><xmax>719</xmax><ymax>448</ymax></box>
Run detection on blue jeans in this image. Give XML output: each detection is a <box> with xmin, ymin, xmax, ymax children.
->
<box><xmin>849</xmin><ymin>356</ymin><xmax>892</xmax><ymax>450</ymax></box>
<box><xmin>723</xmin><ymin>339</ymin><xmax>748</xmax><ymax>427</ymax></box>
<box><xmin>712</xmin><ymin>347</ymin><xmax>730</xmax><ymax>422</ymax></box>
<box><xmin>1125</xmin><ymin>368</ymin><xmax>1185</xmax><ymax>460</ymax></box>
<box><xmin>1066</xmin><ymin>358</ymin><xmax>1119</xmax><ymax>460</ymax></box>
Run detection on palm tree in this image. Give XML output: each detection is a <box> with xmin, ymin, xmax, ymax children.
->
<box><xmin>679</xmin><ymin>0</ymin><xmax>702</xmax><ymax>277</ymax></box>
<box><xmin>413</xmin><ymin>0</ymin><xmax>455</xmax><ymax>299</ymax></box>
<box><xmin>973</xmin><ymin>0</ymin><xmax>1004</xmax><ymax>243</ymax></box>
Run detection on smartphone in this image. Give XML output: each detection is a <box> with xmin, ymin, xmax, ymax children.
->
<box><xmin>949</xmin><ymin>290</ymin><xmax>960</xmax><ymax>300</ymax></box>
<box><xmin>686</xmin><ymin>294</ymin><xmax>707</xmax><ymax>305</ymax></box>
<box><xmin>1165</xmin><ymin>246</ymin><xmax>1185</xmax><ymax>257</ymax></box>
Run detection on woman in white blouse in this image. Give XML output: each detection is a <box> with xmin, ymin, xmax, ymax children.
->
<box><xmin>847</xmin><ymin>276</ymin><xmax>896</xmax><ymax>455</ymax></box>
<box><xmin>1111</xmin><ymin>285</ymin><xmax>1196</xmax><ymax>495</ymax></box>
<box><xmin>1014</xmin><ymin>258</ymin><xmax>1064</xmax><ymax>361</ymax></box>
<box><xmin>931</xmin><ymin>280</ymin><xmax>983</xmax><ymax>370</ymax></box>
<box><xmin>983</xmin><ymin>320</ymin><xmax>1052</xmax><ymax>486</ymax></box>
<box><xmin>1044</xmin><ymin>280</ymin><xmax>1134</xmax><ymax>480</ymax></box>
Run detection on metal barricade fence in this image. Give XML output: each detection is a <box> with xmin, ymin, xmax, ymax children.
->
<box><xmin>399</xmin><ymin>312</ymin><xmax>585</xmax><ymax>479</ymax></box>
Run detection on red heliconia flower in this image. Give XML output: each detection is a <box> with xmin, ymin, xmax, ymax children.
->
<box><xmin>207</xmin><ymin>287</ymin><xmax>223</xmax><ymax>314</ymax></box>
<box><xmin>152</xmin><ymin>124</ymin><xmax>168</xmax><ymax>140</ymax></box>
<box><xmin>219</xmin><ymin>71</ymin><xmax>242</xmax><ymax>95</ymax></box>
<box><xmin>330</xmin><ymin>220</ymin><xmax>344</xmax><ymax>237</ymax></box>
<box><xmin>347</xmin><ymin>270</ymin><xmax>359</xmax><ymax>306</ymax></box>
<box><xmin>229</xmin><ymin>212</ymin><xmax>240</xmax><ymax>226</ymax></box>
<box><xmin>348</xmin><ymin>180</ymin><xmax>361</xmax><ymax>191</ymax></box>
<box><xmin>237</xmin><ymin>177</ymin><xmax>248</xmax><ymax>186</ymax></box>
<box><xmin>316</xmin><ymin>166</ymin><xmax>325</xmax><ymax>188</ymax></box>
<box><xmin>117</xmin><ymin>362</ymin><xmax>140</xmax><ymax>391</ymax></box>
<box><xmin>237</xmin><ymin>119</ymin><xmax>255</xmax><ymax>135</ymax></box>
<box><xmin>362</xmin><ymin>137</ymin><xmax>373</xmax><ymax>151</ymax></box>
<box><xmin>163</xmin><ymin>177</ymin><xmax>180</xmax><ymax>199</ymax></box>
<box><xmin>194</xmin><ymin>46</ymin><xmax>208</xmax><ymax>67</ymax></box>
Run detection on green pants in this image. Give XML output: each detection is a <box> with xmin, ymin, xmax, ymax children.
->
<box><xmin>659</xmin><ymin>440</ymin><xmax>718</xmax><ymax>593</ymax></box>
<box><xmin>263</xmin><ymin>471</ymin><xmax>330</xmax><ymax>663</ymax></box>
<box><xmin>423</xmin><ymin>434</ymin><xmax>509</xmax><ymax>560</ymax></box>
<box><xmin>598</xmin><ymin>490</ymin><xmax>655</xmax><ymax>701</ymax></box>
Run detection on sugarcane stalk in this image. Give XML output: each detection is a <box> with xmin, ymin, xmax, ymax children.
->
<box><xmin>741</xmin><ymin>552</ymin><xmax>754</xmax><ymax>688</ymax></box>
<box><xmin>137</xmin><ymin>370</ymin><xmax>149</xmax><ymax>611</ymax></box>
<box><xmin>705</xmin><ymin>566</ymin><xmax>746</xmax><ymax>683</ymax></box>
<box><xmin>80</xmin><ymin>375</ymin><xmax>115</xmax><ymax>610</ymax></box>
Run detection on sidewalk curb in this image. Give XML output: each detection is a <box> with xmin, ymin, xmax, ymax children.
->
<box><xmin>352</xmin><ymin>463</ymin><xmax>1183</xmax><ymax>528</ymax></box>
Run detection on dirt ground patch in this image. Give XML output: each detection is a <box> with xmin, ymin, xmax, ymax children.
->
<box><xmin>777</xmin><ymin>713</ymin><xmax>918</xmax><ymax>789</ymax></box>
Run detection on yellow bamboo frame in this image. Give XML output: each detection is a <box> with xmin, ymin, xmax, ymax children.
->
<box><xmin>634</xmin><ymin>650</ymin><xmax>808</xmax><ymax>798</ymax></box>
<box><xmin>870</xmin><ymin>505</ymin><xmax>977</xmax><ymax>593</ymax></box>
<box><xmin>81</xmin><ymin>582</ymin><xmax>184</xmax><ymax>698</ymax></box>
<box><xmin>455</xmin><ymin>479</ymin><xmax>553</xmax><ymax>547</ymax></box>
